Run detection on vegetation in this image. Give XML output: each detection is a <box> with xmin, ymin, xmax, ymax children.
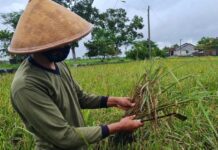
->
<box><xmin>0</xmin><ymin>57</ymin><xmax>132</xmax><ymax>69</ymax></box>
<box><xmin>0</xmin><ymin>30</ymin><xmax>13</xmax><ymax>58</ymax></box>
<box><xmin>125</xmin><ymin>40</ymin><xmax>167</xmax><ymax>60</ymax></box>
<box><xmin>65</xmin><ymin>57</ymin><xmax>132</xmax><ymax>66</ymax></box>
<box><xmin>0</xmin><ymin>57</ymin><xmax>217</xmax><ymax>149</ymax></box>
<box><xmin>1</xmin><ymin>1</ymin><xmax>217</xmax><ymax>62</ymax></box>
<box><xmin>0</xmin><ymin>11</ymin><xmax>23</xmax><ymax>61</ymax></box>
<box><xmin>0</xmin><ymin>62</ymin><xmax>19</xmax><ymax>69</ymax></box>
<box><xmin>85</xmin><ymin>9</ymin><xmax>143</xmax><ymax>59</ymax></box>
<box><xmin>196</xmin><ymin>37</ymin><xmax>218</xmax><ymax>51</ymax></box>
<box><xmin>54</xmin><ymin>0</ymin><xmax>99</xmax><ymax>59</ymax></box>
<box><xmin>0</xmin><ymin>0</ymin><xmax>144</xmax><ymax>61</ymax></box>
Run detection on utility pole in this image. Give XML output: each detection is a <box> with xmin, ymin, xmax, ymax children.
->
<box><xmin>147</xmin><ymin>5</ymin><xmax>151</xmax><ymax>59</ymax></box>
<box><xmin>180</xmin><ymin>39</ymin><xmax>182</xmax><ymax>56</ymax></box>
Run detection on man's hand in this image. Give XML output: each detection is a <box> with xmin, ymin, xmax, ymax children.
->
<box><xmin>107</xmin><ymin>97</ymin><xmax>135</xmax><ymax>110</ymax></box>
<box><xmin>107</xmin><ymin>115</ymin><xmax>144</xmax><ymax>134</ymax></box>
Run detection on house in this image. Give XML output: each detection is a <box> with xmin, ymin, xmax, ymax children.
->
<box><xmin>168</xmin><ymin>48</ymin><xmax>175</xmax><ymax>56</ymax></box>
<box><xmin>203</xmin><ymin>50</ymin><xmax>218</xmax><ymax>56</ymax></box>
<box><xmin>168</xmin><ymin>40</ymin><xmax>218</xmax><ymax>57</ymax></box>
<box><xmin>173</xmin><ymin>43</ymin><xmax>198</xmax><ymax>56</ymax></box>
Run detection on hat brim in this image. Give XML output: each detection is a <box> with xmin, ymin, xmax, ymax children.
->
<box><xmin>8</xmin><ymin>24</ymin><xmax>93</xmax><ymax>54</ymax></box>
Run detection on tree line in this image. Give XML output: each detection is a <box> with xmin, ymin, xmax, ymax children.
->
<box><xmin>0</xmin><ymin>0</ymin><xmax>218</xmax><ymax>63</ymax></box>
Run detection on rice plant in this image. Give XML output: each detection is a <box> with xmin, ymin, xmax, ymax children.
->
<box><xmin>0</xmin><ymin>57</ymin><xmax>218</xmax><ymax>149</ymax></box>
<box><xmin>111</xmin><ymin>59</ymin><xmax>217</xmax><ymax>149</ymax></box>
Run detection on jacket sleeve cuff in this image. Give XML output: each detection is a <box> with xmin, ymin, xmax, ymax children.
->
<box><xmin>100</xmin><ymin>96</ymin><xmax>108</xmax><ymax>108</ymax></box>
<box><xmin>100</xmin><ymin>125</ymin><xmax>110</xmax><ymax>138</ymax></box>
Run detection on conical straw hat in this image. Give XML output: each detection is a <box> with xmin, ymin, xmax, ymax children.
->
<box><xmin>8</xmin><ymin>0</ymin><xmax>93</xmax><ymax>54</ymax></box>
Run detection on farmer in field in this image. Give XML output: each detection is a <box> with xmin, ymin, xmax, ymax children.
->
<box><xmin>9</xmin><ymin>0</ymin><xmax>143</xmax><ymax>149</ymax></box>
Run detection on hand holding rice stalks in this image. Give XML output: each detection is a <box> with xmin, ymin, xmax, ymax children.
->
<box><xmin>125</xmin><ymin>63</ymin><xmax>189</xmax><ymax>127</ymax></box>
<box><xmin>112</xmin><ymin>61</ymin><xmax>193</xmax><ymax>145</ymax></box>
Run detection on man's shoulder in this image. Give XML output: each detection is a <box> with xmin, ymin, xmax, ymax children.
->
<box><xmin>57</xmin><ymin>61</ymin><xmax>68</xmax><ymax>71</ymax></box>
<box><xmin>11</xmin><ymin>59</ymin><xmax>49</xmax><ymax>95</ymax></box>
<box><xmin>57</xmin><ymin>61</ymin><xmax>72</xmax><ymax>78</ymax></box>
<box><xmin>11</xmin><ymin>59</ymin><xmax>30</xmax><ymax>90</ymax></box>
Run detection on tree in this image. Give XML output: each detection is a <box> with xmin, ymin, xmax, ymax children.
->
<box><xmin>161</xmin><ymin>46</ymin><xmax>171</xmax><ymax>57</ymax></box>
<box><xmin>125</xmin><ymin>15</ymin><xmax>144</xmax><ymax>47</ymax></box>
<box><xmin>84</xmin><ymin>28</ymin><xmax>116</xmax><ymax>60</ymax></box>
<box><xmin>1</xmin><ymin>11</ymin><xmax>22</xmax><ymax>29</ymax></box>
<box><xmin>0</xmin><ymin>30</ymin><xmax>13</xmax><ymax>58</ymax></box>
<box><xmin>85</xmin><ymin>8</ymin><xmax>144</xmax><ymax>59</ymax></box>
<box><xmin>53</xmin><ymin>0</ymin><xmax>72</xmax><ymax>7</ymax></box>
<box><xmin>54</xmin><ymin>0</ymin><xmax>99</xmax><ymax>60</ymax></box>
<box><xmin>0</xmin><ymin>11</ymin><xmax>24</xmax><ymax>62</ymax></box>
<box><xmin>196</xmin><ymin>37</ymin><xmax>218</xmax><ymax>51</ymax></box>
<box><xmin>125</xmin><ymin>40</ymin><xmax>166</xmax><ymax>60</ymax></box>
<box><xmin>71</xmin><ymin>0</ymin><xmax>99</xmax><ymax>24</ymax></box>
<box><xmin>97</xmin><ymin>9</ymin><xmax>143</xmax><ymax>51</ymax></box>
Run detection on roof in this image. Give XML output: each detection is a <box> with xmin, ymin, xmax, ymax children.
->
<box><xmin>175</xmin><ymin>43</ymin><xmax>195</xmax><ymax>51</ymax></box>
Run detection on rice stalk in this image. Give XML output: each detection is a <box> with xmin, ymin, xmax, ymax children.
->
<box><xmin>112</xmin><ymin>60</ymin><xmax>193</xmax><ymax>145</ymax></box>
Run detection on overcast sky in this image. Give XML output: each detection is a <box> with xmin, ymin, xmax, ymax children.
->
<box><xmin>0</xmin><ymin>0</ymin><xmax>218</xmax><ymax>58</ymax></box>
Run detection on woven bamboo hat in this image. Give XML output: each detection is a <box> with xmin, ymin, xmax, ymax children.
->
<box><xmin>8</xmin><ymin>0</ymin><xmax>93</xmax><ymax>54</ymax></box>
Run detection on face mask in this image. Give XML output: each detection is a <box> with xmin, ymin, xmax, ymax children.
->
<box><xmin>43</xmin><ymin>45</ymin><xmax>71</xmax><ymax>62</ymax></box>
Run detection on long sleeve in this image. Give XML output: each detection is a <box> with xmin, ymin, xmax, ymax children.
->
<box><xmin>12</xmin><ymin>87</ymin><xmax>104</xmax><ymax>149</ymax></box>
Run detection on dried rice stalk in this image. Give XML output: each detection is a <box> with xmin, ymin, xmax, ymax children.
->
<box><xmin>126</xmin><ymin>62</ymin><xmax>189</xmax><ymax>125</ymax></box>
<box><xmin>112</xmin><ymin>61</ymin><xmax>191</xmax><ymax>144</ymax></box>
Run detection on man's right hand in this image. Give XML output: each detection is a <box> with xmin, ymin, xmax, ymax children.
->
<box><xmin>107</xmin><ymin>115</ymin><xmax>144</xmax><ymax>134</ymax></box>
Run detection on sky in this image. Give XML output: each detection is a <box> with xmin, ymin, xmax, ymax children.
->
<box><xmin>0</xmin><ymin>0</ymin><xmax>218</xmax><ymax>58</ymax></box>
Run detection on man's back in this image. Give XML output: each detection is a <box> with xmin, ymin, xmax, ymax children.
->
<box><xmin>11</xmin><ymin>58</ymin><xmax>102</xmax><ymax>149</ymax></box>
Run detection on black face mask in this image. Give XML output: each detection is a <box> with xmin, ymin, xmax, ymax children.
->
<box><xmin>43</xmin><ymin>45</ymin><xmax>71</xmax><ymax>62</ymax></box>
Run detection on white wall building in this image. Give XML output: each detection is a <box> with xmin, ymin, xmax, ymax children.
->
<box><xmin>173</xmin><ymin>43</ymin><xmax>198</xmax><ymax>56</ymax></box>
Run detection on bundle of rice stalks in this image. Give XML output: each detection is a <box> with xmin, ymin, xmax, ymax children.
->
<box><xmin>112</xmin><ymin>60</ymin><xmax>193</xmax><ymax>144</ymax></box>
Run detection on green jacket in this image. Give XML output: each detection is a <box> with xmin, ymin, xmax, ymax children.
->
<box><xmin>11</xmin><ymin>57</ymin><xmax>109</xmax><ymax>150</ymax></box>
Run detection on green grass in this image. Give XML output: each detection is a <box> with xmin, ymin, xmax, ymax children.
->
<box><xmin>0</xmin><ymin>57</ymin><xmax>132</xmax><ymax>69</ymax></box>
<box><xmin>0</xmin><ymin>62</ymin><xmax>19</xmax><ymax>69</ymax></box>
<box><xmin>0</xmin><ymin>57</ymin><xmax>217</xmax><ymax>149</ymax></box>
<box><xmin>65</xmin><ymin>57</ymin><xmax>133</xmax><ymax>67</ymax></box>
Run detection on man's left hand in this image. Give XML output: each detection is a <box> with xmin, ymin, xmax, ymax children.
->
<box><xmin>107</xmin><ymin>97</ymin><xmax>135</xmax><ymax>110</ymax></box>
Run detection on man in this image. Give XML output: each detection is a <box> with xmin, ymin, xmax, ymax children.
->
<box><xmin>9</xmin><ymin>0</ymin><xmax>143</xmax><ymax>149</ymax></box>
